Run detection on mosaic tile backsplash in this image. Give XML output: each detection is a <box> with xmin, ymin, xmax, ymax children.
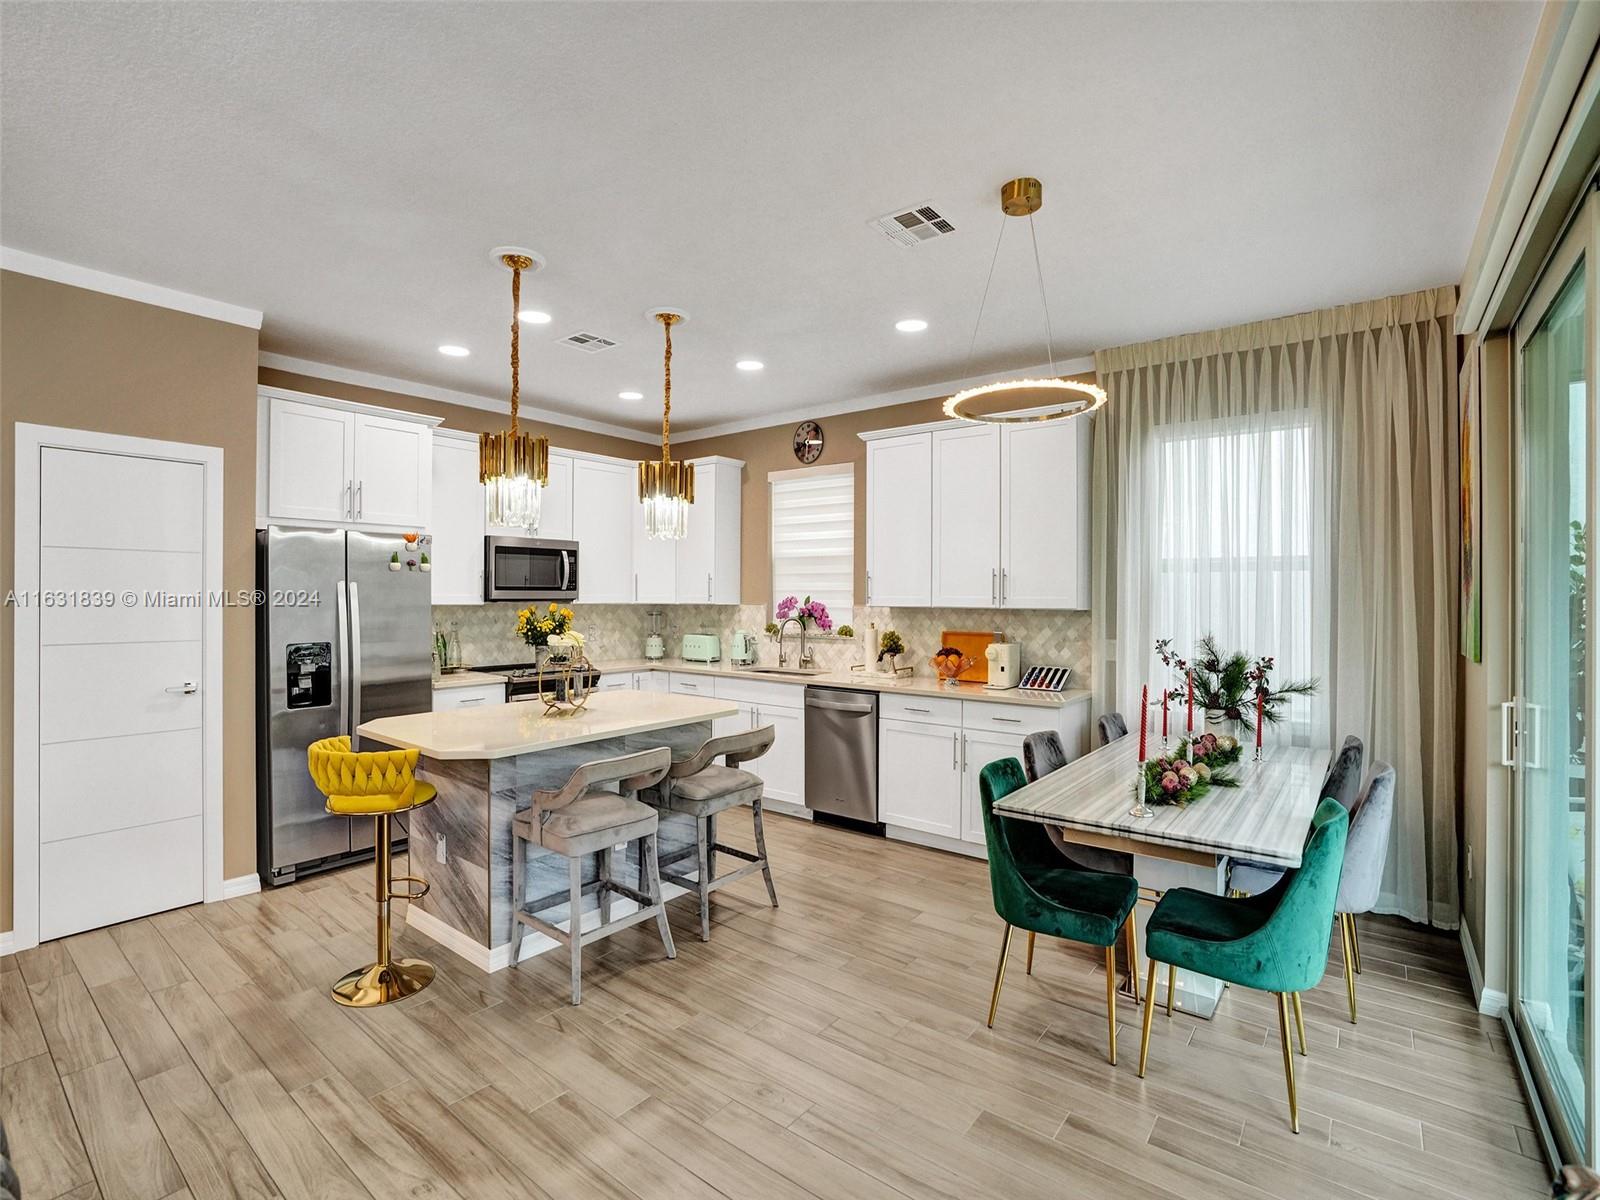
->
<box><xmin>434</xmin><ymin>602</ymin><xmax>1092</xmax><ymax>688</ymax></box>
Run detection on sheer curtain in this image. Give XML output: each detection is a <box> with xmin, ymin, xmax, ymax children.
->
<box><xmin>1092</xmin><ymin>287</ymin><xmax>1460</xmax><ymax>927</ymax></box>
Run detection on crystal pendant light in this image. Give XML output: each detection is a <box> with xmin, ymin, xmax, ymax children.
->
<box><xmin>943</xmin><ymin>178</ymin><xmax>1107</xmax><ymax>425</ymax></box>
<box><xmin>638</xmin><ymin>310</ymin><xmax>694</xmax><ymax>540</ymax></box>
<box><xmin>480</xmin><ymin>250</ymin><xmax>550</xmax><ymax>529</ymax></box>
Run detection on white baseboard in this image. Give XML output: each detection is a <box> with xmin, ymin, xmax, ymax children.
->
<box><xmin>220</xmin><ymin>874</ymin><xmax>261</xmax><ymax>900</ymax></box>
<box><xmin>1461</xmin><ymin>921</ymin><xmax>1509</xmax><ymax>1018</ymax></box>
<box><xmin>885</xmin><ymin>824</ymin><xmax>987</xmax><ymax>860</ymax></box>
<box><xmin>0</xmin><ymin>931</ymin><xmax>14</xmax><ymax>957</ymax></box>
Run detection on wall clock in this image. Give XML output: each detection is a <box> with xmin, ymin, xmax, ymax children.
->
<box><xmin>793</xmin><ymin>420</ymin><xmax>824</xmax><ymax>464</ymax></box>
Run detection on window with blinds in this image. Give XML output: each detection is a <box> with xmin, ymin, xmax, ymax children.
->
<box><xmin>769</xmin><ymin>464</ymin><xmax>854</xmax><ymax>628</ymax></box>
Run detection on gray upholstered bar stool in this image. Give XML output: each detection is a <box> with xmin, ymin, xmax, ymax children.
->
<box><xmin>509</xmin><ymin>746</ymin><xmax>675</xmax><ymax>1005</ymax></box>
<box><xmin>642</xmin><ymin>725</ymin><xmax>779</xmax><ymax>941</ymax></box>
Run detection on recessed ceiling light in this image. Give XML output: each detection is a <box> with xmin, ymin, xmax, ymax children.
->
<box><xmin>736</xmin><ymin>360</ymin><xmax>765</xmax><ymax>372</ymax></box>
<box><xmin>518</xmin><ymin>309</ymin><xmax>552</xmax><ymax>325</ymax></box>
<box><xmin>618</xmin><ymin>390</ymin><xmax>644</xmax><ymax>401</ymax></box>
<box><xmin>895</xmin><ymin>318</ymin><xmax>928</xmax><ymax>333</ymax></box>
<box><xmin>438</xmin><ymin>344</ymin><xmax>470</xmax><ymax>357</ymax></box>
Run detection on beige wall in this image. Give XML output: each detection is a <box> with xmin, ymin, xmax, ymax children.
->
<box><xmin>257</xmin><ymin>368</ymin><xmax>650</xmax><ymax>461</ymax></box>
<box><xmin>1</xmin><ymin>271</ymin><xmax>261</xmax><ymax>933</ymax></box>
<box><xmin>677</xmin><ymin>373</ymin><xmax>1098</xmax><ymax>606</ymax></box>
<box><xmin>1459</xmin><ymin>334</ymin><xmax>1513</xmax><ymax>998</ymax></box>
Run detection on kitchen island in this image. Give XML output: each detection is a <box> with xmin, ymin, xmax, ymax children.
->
<box><xmin>358</xmin><ymin>690</ymin><xmax>736</xmax><ymax>971</ymax></box>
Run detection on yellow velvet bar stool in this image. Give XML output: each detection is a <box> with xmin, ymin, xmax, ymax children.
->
<box><xmin>307</xmin><ymin>735</ymin><xmax>438</xmax><ymax>1007</ymax></box>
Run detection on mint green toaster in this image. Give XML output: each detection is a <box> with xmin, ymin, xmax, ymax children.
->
<box><xmin>680</xmin><ymin>633</ymin><xmax>722</xmax><ymax>663</ymax></box>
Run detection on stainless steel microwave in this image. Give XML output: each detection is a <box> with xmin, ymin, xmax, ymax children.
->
<box><xmin>483</xmin><ymin>537</ymin><xmax>579</xmax><ymax>602</ymax></box>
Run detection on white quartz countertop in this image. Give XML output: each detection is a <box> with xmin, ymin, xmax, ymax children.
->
<box><xmin>359</xmin><ymin>690</ymin><xmax>736</xmax><ymax>760</ymax></box>
<box><xmin>593</xmin><ymin>658</ymin><xmax>1092</xmax><ymax>710</ymax></box>
<box><xmin>431</xmin><ymin>671</ymin><xmax>508</xmax><ymax>691</ymax></box>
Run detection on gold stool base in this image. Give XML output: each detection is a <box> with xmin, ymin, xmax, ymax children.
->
<box><xmin>331</xmin><ymin>957</ymin><xmax>435</xmax><ymax>1008</ymax></box>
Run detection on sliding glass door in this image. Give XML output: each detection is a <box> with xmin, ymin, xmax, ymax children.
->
<box><xmin>1513</xmin><ymin>193</ymin><xmax>1597</xmax><ymax>1162</ymax></box>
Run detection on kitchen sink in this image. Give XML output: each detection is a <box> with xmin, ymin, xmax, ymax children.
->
<box><xmin>746</xmin><ymin>666</ymin><xmax>828</xmax><ymax>677</ymax></box>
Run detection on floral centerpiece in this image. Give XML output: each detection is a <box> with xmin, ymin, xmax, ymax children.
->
<box><xmin>1138</xmin><ymin>732</ymin><xmax>1243</xmax><ymax>807</ymax></box>
<box><xmin>1156</xmin><ymin>635</ymin><xmax>1319</xmax><ymax>734</ymax></box>
<box><xmin>775</xmin><ymin>594</ymin><xmax>833</xmax><ymax>632</ymax></box>
<box><xmin>516</xmin><ymin>602</ymin><xmax>575</xmax><ymax>654</ymax></box>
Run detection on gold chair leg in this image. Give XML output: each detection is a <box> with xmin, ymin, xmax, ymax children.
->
<box><xmin>1137</xmin><ymin>959</ymin><xmax>1159</xmax><ymax>1077</ymax></box>
<box><xmin>1341</xmin><ymin>912</ymin><xmax>1358</xmax><ymax>1023</ymax></box>
<box><xmin>1350</xmin><ymin>913</ymin><xmax>1362</xmax><ymax>974</ymax></box>
<box><xmin>1291</xmin><ymin>992</ymin><xmax>1307</xmax><ymax>1056</ymax></box>
<box><xmin>1165</xmin><ymin>963</ymin><xmax>1176</xmax><ymax>1016</ymax></box>
<box><xmin>1125</xmin><ymin>912</ymin><xmax>1141</xmax><ymax>1005</ymax></box>
<box><xmin>332</xmin><ymin>813</ymin><xmax>434</xmax><ymax>1008</ymax></box>
<box><xmin>1104</xmin><ymin>945</ymin><xmax>1118</xmax><ymax>1065</ymax></box>
<box><xmin>986</xmin><ymin>924</ymin><xmax>1014</xmax><ymax>1029</ymax></box>
<box><xmin>1276</xmin><ymin>993</ymin><xmax>1300</xmax><ymax>1133</ymax></box>
<box><xmin>1026</xmin><ymin>930</ymin><xmax>1036</xmax><ymax>975</ymax></box>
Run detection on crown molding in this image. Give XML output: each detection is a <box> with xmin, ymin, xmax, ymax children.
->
<box><xmin>257</xmin><ymin>352</ymin><xmax>659</xmax><ymax>445</ymax></box>
<box><xmin>1</xmin><ymin>247</ymin><xmax>264</xmax><ymax>329</ymax></box>
<box><xmin>675</xmin><ymin>355</ymin><xmax>1096</xmax><ymax>442</ymax></box>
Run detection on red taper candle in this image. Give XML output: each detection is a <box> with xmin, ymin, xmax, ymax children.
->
<box><xmin>1138</xmin><ymin>684</ymin><xmax>1148</xmax><ymax>761</ymax></box>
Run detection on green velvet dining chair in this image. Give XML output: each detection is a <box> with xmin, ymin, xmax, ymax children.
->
<box><xmin>979</xmin><ymin>758</ymin><xmax>1140</xmax><ymax>1065</ymax></box>
<box><xmin>1136</xmin><ymin>796</ymin><xmax>1349</xmax><ymax>1132</ymax></box>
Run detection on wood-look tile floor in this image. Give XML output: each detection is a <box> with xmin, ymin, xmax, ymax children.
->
<box><xmin>2</xmin><ymin>811</ymin><xmax>1552</xmax><ymax>1200</ymax></box>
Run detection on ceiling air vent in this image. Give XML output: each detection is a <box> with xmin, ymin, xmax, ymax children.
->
<box><xmin>561</xmin><ymin>331</ymin><xmax>618</xmax><ymax>353</ymax></box>
<box><xmin>871</xmin><ymin>201</ymin><xmax>956</xmax><ymax>247</ymax></box>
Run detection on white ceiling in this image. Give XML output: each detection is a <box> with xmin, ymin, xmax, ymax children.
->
<box><xmin>1</xmin><ymin>2</ymin><xmax>1536</xmax><ymax>436</ymax></box>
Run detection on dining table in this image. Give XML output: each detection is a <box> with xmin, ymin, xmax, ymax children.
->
<box><xmin>991</xmin><ymin>735</ymin><xmax>1330</xmax><ymax>1018</ymax></box>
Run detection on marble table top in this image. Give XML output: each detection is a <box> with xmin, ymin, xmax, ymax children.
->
<box><xmin>992</xmin><ymin>737</ymin><xmax>1331</xmax><ymax>868</ymax></box>
<box><xmin>358</xmin><ymin>691</ymin><xmax>737</xmax><ymax>760</ymax></box>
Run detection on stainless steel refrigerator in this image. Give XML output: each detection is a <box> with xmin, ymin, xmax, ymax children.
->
<box><xmin>256</xmin><ymin>526</ymin><xmax>433</xmax><ymax>885</ymax></box>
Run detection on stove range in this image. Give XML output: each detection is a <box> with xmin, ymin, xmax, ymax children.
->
<box><xmin>478</xmin><ymin>660</ymin><xmax>604</xmax><ymax>701</ymax></box>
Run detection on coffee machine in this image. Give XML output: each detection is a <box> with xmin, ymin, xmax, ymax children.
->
<box><xmin>984</xmin><ymin>642</ymin><xmax>1021</xmax><ymax>690</ymax></box>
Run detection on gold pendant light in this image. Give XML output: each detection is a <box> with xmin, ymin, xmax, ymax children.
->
<box><xmin>480</xmin><ymin>250</ymin><xmax>550</xmax><ymax>529</ymax></box>
<box><xmin>944</xmin><ymin>177</ymin><xmax>1106</xmax><ymax>425</ymax></box>
<box><xmin>638</xmin><ymin>309</ymin><xmax>695</xmax><ymax>539</ymax></box>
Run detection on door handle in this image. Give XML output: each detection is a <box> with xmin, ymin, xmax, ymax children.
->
<box><xmin>165</xmin><ymin>682</ymin><xmax>199</xmax><ymax>695</ymax></box>
<box><xmin>348</xmin><ymin>580</ymin><xmax>363</xmax><ymax>736</ymax></box>
<box><xmin>1526</xmin><ymin>701</ymin><xmax>1544</xmax><ymax>770</ymax></box>
<box><xmin>336</xmin><ymin>581</ymin><xmax>351</xmax><ymax>729</ymax></box>
<box><xmin>1499</xmin><ymin>700</ymin><xmax>1516</xmax><ymax>767</ymax></box>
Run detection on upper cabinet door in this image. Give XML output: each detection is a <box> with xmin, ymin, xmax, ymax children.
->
<box><xmin>865</xmin><ymin>433</ymin><xmax>932</xmax><ymax>607</ymax></box>
<box><xmin>572</xmin><ymin>457</ymin><xmax>634</xmax><ymax>603</ymax></box>
<box><xmin>352</xmin><ymin>413</ymin><xmax>432</xmax><ymax>528</ymax></box>
<box><xmin>634</xmin><ymin>522</ymin><xmax>678</xmax><ymax>604</ymax></box>
<box><xmin>429</xmin><ymin>434</ymin><xmax>485</xmax><ymax>605</ymax></box>
<box><xmin>674</xmin><ymin>459</ymin><xmax>741</xmax><ymax>604</ymax></box>
<box><xmin>931</xmin><ymin>424</ymin><xmax>1001</xmax><ymax>608</ymax></box>
<box><xmin>1000</xmin><ymin>418</ymin><xmax>1091</xmax><ymax>609</ymax></box>
<box><xmin>269</xmin><ymin>399</ymin><xmax>355</xmax><ymax>522</ymax></box>
<box><xmin>486</xmin><ymin>449</ymin><xmax>573</xmax><ymax>539</ymax></box>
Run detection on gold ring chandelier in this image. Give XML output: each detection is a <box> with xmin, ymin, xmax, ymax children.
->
<box><xmin>944</xmin><ymin>177</ymin><xmax>1107</xmax><ymax>425</ymax></box>
<box><xmin>480</xmin><ymin>248</ymin><xmax>550</xmax><ymax>530</ymax></box>
<box><xmin>637</xmin><ymin>309</ymin><xmax>695</xmax><ymax>539</ymax></box>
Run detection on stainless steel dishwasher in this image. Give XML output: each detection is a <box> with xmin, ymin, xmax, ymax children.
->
<box><xmin>804</xmin><ymin>686</ymin><xmax>879</xmax><ymax>825</ymax></box>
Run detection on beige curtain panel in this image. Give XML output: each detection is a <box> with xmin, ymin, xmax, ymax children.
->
<box><xmin>1092</xmin><ymin>286</ymin><xmax>1460</xmax><ymax>928</ymax></box>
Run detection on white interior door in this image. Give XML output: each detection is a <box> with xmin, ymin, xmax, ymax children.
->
<box><xmin>34</xmin><ymin>447</ymin><xmax>209</xmax><ymax>939</ymax></box>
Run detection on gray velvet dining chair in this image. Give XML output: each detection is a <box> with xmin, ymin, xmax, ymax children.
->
<box><xmin>1096</xmin><ymin>712</ymin><xmax>1128</xmax><ymax>747</ymax></box>
<box><xmin>1331</xmin><ymin>762</ymin><xmax>1396</xmax><ymax>1022</ymax></box>
<box><xmin>1228</xmin><ymin>734</ymin><xmax>1363</xmax><ymax>897</ymax></box>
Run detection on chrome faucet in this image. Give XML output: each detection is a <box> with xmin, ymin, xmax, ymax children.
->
<box><xmin>777</xmin><ymin>617</ymin><xmax>813</xmax><ymax>669</ymax></box>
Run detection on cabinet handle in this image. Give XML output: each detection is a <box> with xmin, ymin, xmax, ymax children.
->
<box><xmin>457</xmin><ymin>696</ymin><xmax>485</xmax><ymax>706</ymax></box>
<box><xmin>992</xmin><ymin>716</ymin><xmax>1022</xmax><ymax>724</ymax></box>
<box><xmin>1000</xmin><ymin>567</ymin><xmax>1007</xmax><ymax>605</ymax></box>
<box><xmin>707</xmin><ymin>573</ymin><xmax>712</xmax><ymax>602</ymax></box>
<box><xmin>343</xmin><ymin>481</ymin><xmax>352</xmax><ymax>519</ymax></box>
<box><xmin>752</xmin><ymin>706</ymin><xmax>760</xmax><ymax>728</ymax></box>
<box><xmin>952</xmin><ymin>732</ymin><xmax>958</xmax><ymax>769</ymax></box>
<box><xmin>634</xmin><ymin>573</ymin><xmax>639</xmax><ymax>602</ymax></box>
<box><xmin>992</xmin><ymin>568</ymin><xmax>997</xmax><ymax>606</ymax></box>
<box><xmin>356</xmin><ymin>480</ymin><xmax>364</xmax><ymax>519</ymax></box>
<box><xmin>866</xmin><ymin>572</ymin><xmax>871</xmax><ymax>604</ymax></box>
<box><xmin>904</xmin><ymin>706</ymin><xmax>930</xmax><ymax>713</ymax></box>
<box><xmin>961</xmin><ymin>733</ymin><xmax>967</xmax><ymax>773</ymax></box>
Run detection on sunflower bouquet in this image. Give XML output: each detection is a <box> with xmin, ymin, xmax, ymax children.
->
<box><xmin>516</xmin><ymin>602</ymin><xmax>575</xmax><ymax>648</ymax></box>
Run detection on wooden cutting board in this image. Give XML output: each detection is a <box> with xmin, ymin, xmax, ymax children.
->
<box><xmin>940</xmin><ymin>629</ymin><xmax>998</xmax><ymax>683</ymax></box>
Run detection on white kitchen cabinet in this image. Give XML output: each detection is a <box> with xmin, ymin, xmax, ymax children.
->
<box><xmin>594</xmin><ymin>672</ymin><xmax>636</xmax><ymax>693</ymax></box>
<box><xmin>878</xmin><ymin>716</ymin><xmax>962</xmax><ymax>838</ymax></box>
<box><xmin>429</xmin><ymin>432</ymin><xmax>486</xmax><ymax>604</ymax></box>
<box><xmin>352</xmin><ymin>413</ymin><xmax>431</xmax><ymax>528</ymax></box>
<box><xmin>865</xmin><ymin>433</ymin><xmax>932</xmax><ymax>606</ymax></box>
<box><xmin>959</xmin><ymin>727</ymin><xmax>1026</xmax><ymax>844</ymax></box>
<box><xmin>432</xmin><ymin>683</ymin><xmax>505</xmax><ymax>711</ymax></box>
<box><xmin>268</xmin><ymin>398</ymin><xmax>356</xmax><ymax>523</ymax></box>
<box><xmin>572</xmin><ymin>457</ymin><xmax>635</xmax><ymax>603</ymax></box>
<box><xmin>674</xmin><ymin>456</ymin><xmax>743</xmax><ymax>604</ymax></box>
<box><xmin>714</xmin><ymin>699</ymin><xmax>754</xmax><ymax>741</ymax></box>
<box><xmin>262</xmin><ymin>389</ymin><xmax>440</xmax><ymax>530</ymax></box>
<box><xmin>1001</xmin><ymin>419</ymin><xmax>1091</xmax><ymax>609</ymax></box>
<box><xmin>636</xmin><ymin>670</ymin><xmax>669</xmax><ymax>693</ymax></box>
<box><xmin>634</xmin><ymin>523</ymin><xmax>678</xmax><ymax>604</ymax></box>
<box><xmin>666</xmin><ymin>672</ymin><xmax>714</xmax><ymax>697</ymax></box>
<box><xmin>748</xmin><ymin>699</ymin><xmax>804</xmax><ymax>807</ymax></box>
<box><xmin>931</xmin><ymin>423</ymin><xmax>1001</xmax><ymax>608</ymax></box>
